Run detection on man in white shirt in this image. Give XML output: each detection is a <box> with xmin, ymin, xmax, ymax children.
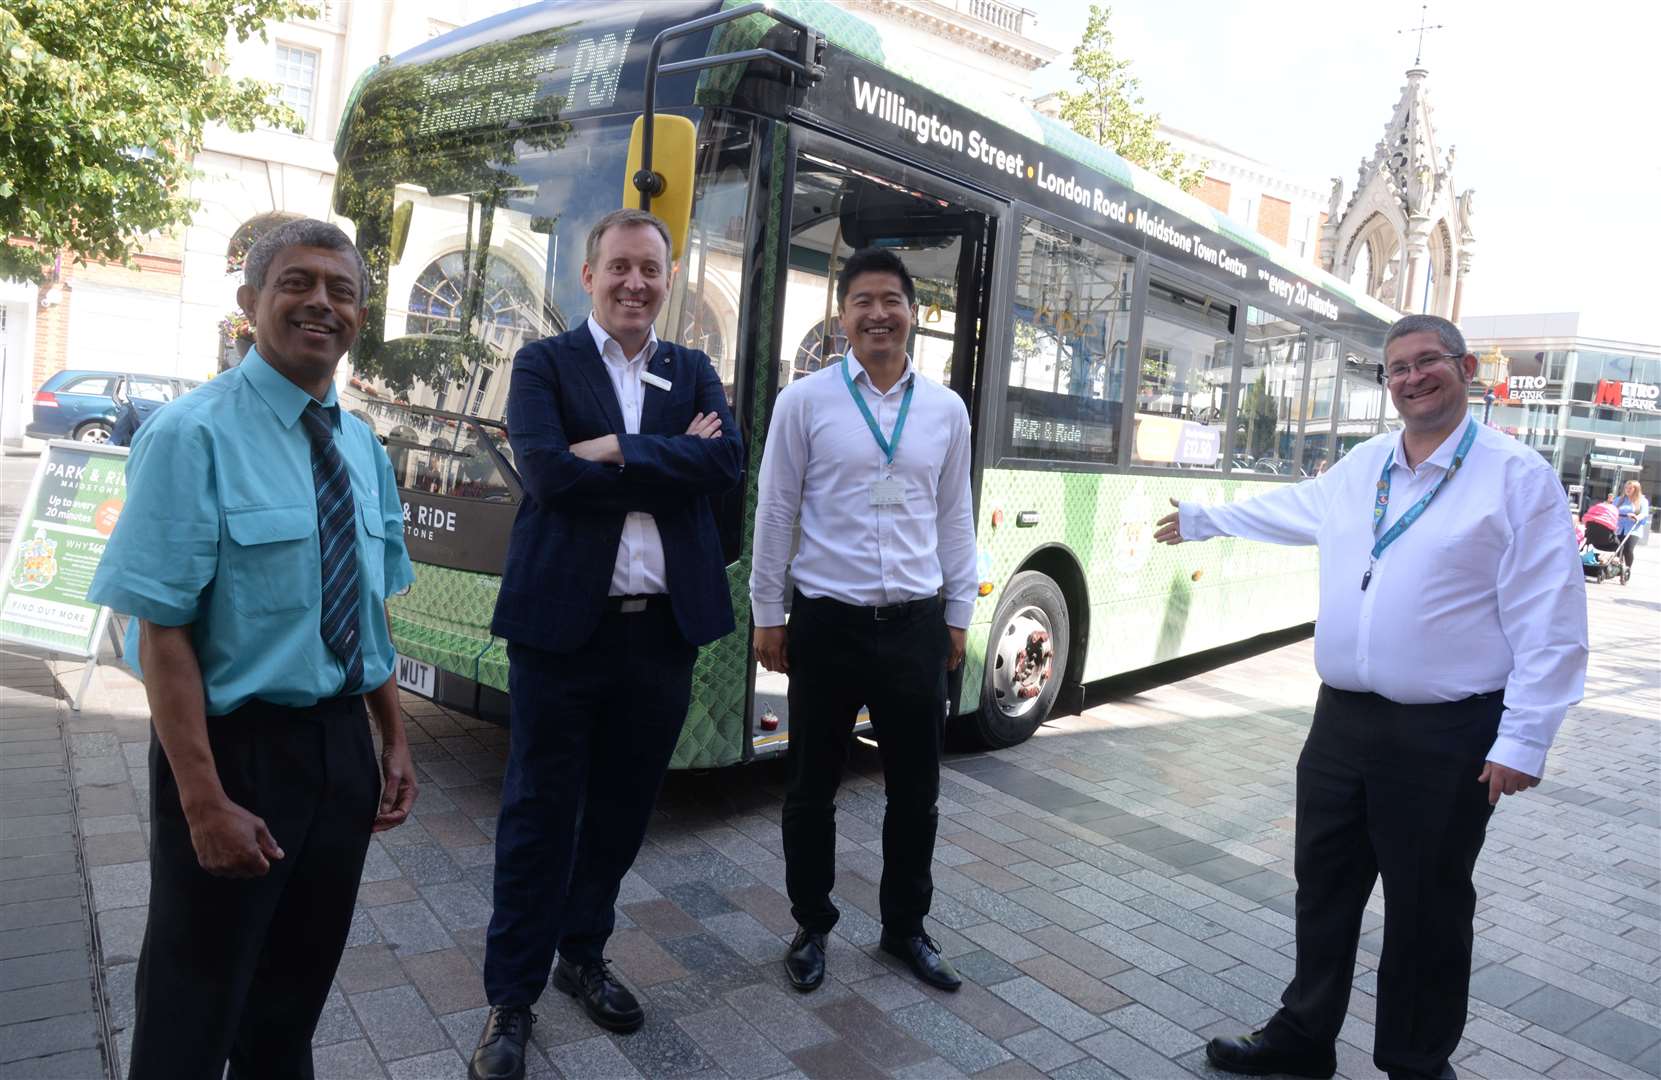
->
<box><xmin>751</xmin><ymin>248</ymin><xmax>977</xmax><ymax>994</ymax></box>
<box><xmin>1154</xmin><ymin>313</ymin><xmax>1587</xmax><ymax>1080</ymax></box>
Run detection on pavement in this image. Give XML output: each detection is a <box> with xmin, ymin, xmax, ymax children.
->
<box><xmin>2</xmin><ymin>448</ymin><xmax>1658</xmax><ymax>1079</ymax></box>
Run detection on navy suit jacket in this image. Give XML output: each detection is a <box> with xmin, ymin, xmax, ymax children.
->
<box><xmin>490</xmin><ymin>324</ymin><xmax>743</xmax><ymax>652</ymax></box>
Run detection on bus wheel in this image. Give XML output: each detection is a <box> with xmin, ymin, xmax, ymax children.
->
<box><xmin>969</xmin><ymin>570</ymin><xmax>1070</xmax><ymax>750</ymax></box>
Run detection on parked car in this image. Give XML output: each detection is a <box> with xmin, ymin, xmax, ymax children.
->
<box><xmin>26</xmin><ymin>370</ymin><xmax>201</xmax><ymax>444</ymax></box>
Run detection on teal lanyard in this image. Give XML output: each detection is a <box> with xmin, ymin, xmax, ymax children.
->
<box><xmin>842</xmin><ymin>358</ymin><xmax>913</xmax><ymax>467</ymax></box>
<box><xmin>1362</xmin><ymin>419</ymin><xmax>1478</xmax><ymax>591</ymax></box>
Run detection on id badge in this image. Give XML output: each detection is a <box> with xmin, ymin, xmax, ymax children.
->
<box><xmin>868</xmin><ymin>476</ymin><xmax>906</xmax><ymax>506</ymax></box>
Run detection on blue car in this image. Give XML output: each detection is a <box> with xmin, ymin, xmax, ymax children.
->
<box><xmin>27</xmin><ymin>369</ymin><xmax>201</xmax><ymax>444</ymax></box>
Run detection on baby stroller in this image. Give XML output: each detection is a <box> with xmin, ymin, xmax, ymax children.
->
<box><xmin>1579</xmin><ymin>503</ymin><xmax>1631</xmax><ymax>586</ymax></box>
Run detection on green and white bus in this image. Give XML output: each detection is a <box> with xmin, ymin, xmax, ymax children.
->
<box><xmin>329</xmin><ymin>0</ymin><xmax>1400</xmax><ymax>768</ymax></box>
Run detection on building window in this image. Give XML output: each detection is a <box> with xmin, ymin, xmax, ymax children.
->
<box><xmin>274</xmin><ymin>45</ymin><xmax>319</xmax><ymax>130</ymax></box>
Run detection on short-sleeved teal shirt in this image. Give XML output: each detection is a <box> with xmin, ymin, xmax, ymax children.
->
<box><xmin>88</xmin><ymin>348</ymin><xmax>415</xmax><ymax>715</ymax></box>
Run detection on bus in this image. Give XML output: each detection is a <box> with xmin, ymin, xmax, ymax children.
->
<box><xmin>328</xmin><ymin>0</ymin><xmax>1400</xmax><ymax>769</ymax></box>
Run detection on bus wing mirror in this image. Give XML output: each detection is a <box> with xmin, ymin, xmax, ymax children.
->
<box><xmin>624</xmin><ymin>114</ymin><xmax>696</xmax><ymax>260</ymax></box>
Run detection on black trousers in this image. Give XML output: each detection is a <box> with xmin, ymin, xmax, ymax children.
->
<box><xmin>128</xmin><ymin>696</ymin><xmax>379</xmax><ymax>1080</ymax></box>
<box><xmin>1266</xmin><ymin>685</ymin><xmax>1503</xmax><ymax>1080</ymax></box>
<box><xmin>781</xmin><ymin>591</ymin><xmax>948</xmax><ymax>937</ymax></box>
<box><xmin>483</xmin><ymin>604</ymin><xmax>695</xmax><ymax>1006</ymax></box>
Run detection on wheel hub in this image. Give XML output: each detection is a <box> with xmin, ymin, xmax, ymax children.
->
<box><xmin>990</xmin><ymin>606</ymin><xmax>1054</xmax><ymax>720</ymax></box>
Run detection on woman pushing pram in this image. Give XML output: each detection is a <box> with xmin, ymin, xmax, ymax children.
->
<box><xmin>1579</xmin><ymin>496</ymin><xmax>1635</xmax><ymax>585</ymax></box>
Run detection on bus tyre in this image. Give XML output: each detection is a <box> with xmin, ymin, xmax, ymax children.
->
<box><xmin>968</xmin><ymin>570</ymin><xmax>1069</xmax><ymax>750</ymax></box>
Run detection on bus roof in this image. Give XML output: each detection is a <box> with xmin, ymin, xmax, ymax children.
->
<box><xmin>346</xmin><ymin>0</ymin><xmax>1398</xmax><ymax>329</ymax></box>
<box><xmin>751</xmin><ymin>0</ymin><xmax>1398</xmax><ymax>325</ymax></box>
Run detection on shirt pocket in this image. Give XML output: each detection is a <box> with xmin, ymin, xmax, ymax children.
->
<box><xmin>224</xmin><ymin>504</ymin><xmax>319</xmax><ymax>616</ymax></box>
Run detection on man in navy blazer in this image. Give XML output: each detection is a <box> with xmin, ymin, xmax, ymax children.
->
<box><xmin>471</xmin><ymin>209</ymin><xmax>742</xmax><ymax>1080</ymax></box>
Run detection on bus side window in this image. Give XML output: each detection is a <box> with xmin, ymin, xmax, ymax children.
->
<box><xmin>1002</xmin><ymin>217</ymin><xmax>1132</xmax><ymax>466</ymax></box>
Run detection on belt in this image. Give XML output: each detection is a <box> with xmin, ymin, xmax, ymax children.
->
<box><xmin>606</xmin><ymin>594</ymin><xmax>669</xmax><ymax>614</ymax></box>
<box><xmin>793</xmin><ymin>591</ymin><xmax>941</xmax><ymax>622</ymax></box>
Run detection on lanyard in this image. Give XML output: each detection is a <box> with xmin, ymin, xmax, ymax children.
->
<box><xmin>842</xmin><ymin>358</ymin><xmax>913</xmax><ymax>467</ymax></box>
<box><xmin>1361</xmin><ymin>419</ymin><xmax>1478</xmax><ymax>591</ymax></box>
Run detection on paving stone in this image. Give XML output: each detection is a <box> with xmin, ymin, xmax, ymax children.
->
<box><xmin>1015</xmin><ymin>954</ymin><xmax>1129</xmax><ymax>1015</ymax></box>
<box><xmin>987</xmin><ymin>975</ymin><xmax>1107</xmax><ymax>1041</ymax></box>
<box><xmin>0</xmin><ymin>978</ymin><xmax>93</xmax><ymax>1024</ymax></box>
<box><xmin>369</xmin><ymin>900</ymin><xmax>454</xmax><ymax>957</ymax></box>
<box><xmin>0</xmin><ymin>951</ymin><xmax>86</xmax><ymax>995</ymax></box>
<box><xmin>0</xmin><ymin>1010</ymin><xmax>100</xmax><ymax>1063</ymax></box>
<box><xmin>1511</xmin><ymin>985</ymin><xmax>1608</xmax><ymax>1035</ymax></box>
<box><xmin>386</xmin><ymin>1047</ymin><xmax>470</xmax><ymax>1079</ymax></box>
<box><xmin>1470</xmin><ymin>962</ymin><xmax>1551</xmax><ymax>1009</ymax></box>
<box><xmin>0</xmin><ymin>921</ymin><xmax>87</xmax><ymax>961</ymax></box>
<box><xmin>951</xmin><ymin>949</ymin><xmax>1023</xmax><ymax>988</ymax></box>
<box><xmin>417</xmin><ymin>880</ymin><xmax>492</xmax><ymax>931</ymax></box>
<box><xmin>1078</xmin><ymin>922</ymin><xmax>1184</xmax><ymax>976</ymax></box>
<box><xmin>723</xmin><ymin>983</ymin><xmax>836</xmax><ymax>1052</ymax></box>
<box><xmin>1078</xmin><ymin>1027</ymin><xmax>1201</xmax><ymax>1079</ymax></box>
<box><xmin>1567</xmin><ymin>1010</ymin><xmax>1661</xmax><ymax>1066</ymax></box>
<box><xmin>86</xmin><ymin>860</ymin><xmax>148</xmax><ymax>911</ymax></box>
<box><xmin>960</xmin><ymin>922</ymin><xmax>1045</xmax><ymax>964</ymax></box>
<box><xmin>789</xmin><ymin>1038</ymin><xmax>889</xmax><ymax>1080</ymax></box>
<box><xmin>1003</xmin><ymin>1025</ymin><xmax>1086</xmax><ymax>1071</ymax></box>
<box><xmin>387</xmin><ymin>843</ymin><xmax>463</xmax><ymax>886</ymax></box>
<box><xmin>0</xmin><ymin>896</ymin><xmax>82</xmax><ymax>932</ymax></box>
<box><xmin>888</xmin><ymin>999</ymin><xmax>1013</xmax><ymax>1074</ymax></box>
<box><xmin>814</xmin><ymin>996</ymin><xmax>936</xmax><ymax>1071</ymax></box>
<box><xmin>316</xmin><ymin>1038</ymin><xmax>391</xmax><ymax>1080</ymax></box>
<box><xmin>15</xmin><ymin>1046</ymin><xmax>107</xmax><ymax>1078</ymax></box>
<box><xmin>1105</xmin><ymin>1002</ymin><xmax>1205</xmax><ymax>1057</ymax></box>
<box><xmin>400</xmin><ymin>947</ymin><xmax>485</xmax><ymax>1015</ymax></box>
<box><xmin>350</xmin><ymin>984</ymin><xmax>450</xmax><ymax>1060</ymax></box>
<box><xmin>701</xmin><ymin>910</ymin><xmax>786</xmax><ymax>965</ymax></box>
<box><xmin>926</xmin><ymin>978</ymin><xmax>1036</xmax><ymax>1042</ymax></box>
<box><xmin>678</xmin><ymin>1003</ymin><xmax>794</xmax><ymax>1079</ymax></box>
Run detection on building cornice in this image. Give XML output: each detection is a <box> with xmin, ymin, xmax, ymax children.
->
<box><xmin>862</xmin><ymin>0</ymin><xmax>1060</xmax><ymax>71</ymax></box>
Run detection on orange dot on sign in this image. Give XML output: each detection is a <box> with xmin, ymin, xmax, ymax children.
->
<box><xmin>94</xmin><ymin>500</ymin><xmax>123</xmax><ymax>536</ymax></box>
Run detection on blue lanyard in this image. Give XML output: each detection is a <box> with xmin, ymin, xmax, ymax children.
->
<box><xmin>842</xmin><ymin>358</ymin><xmax>913</xmax><ymax>466</ymax></box>
<box><xmin>1361</xmin><ymin>419</ymin><xmax>1478</xmax><ymax>591</ymax></box>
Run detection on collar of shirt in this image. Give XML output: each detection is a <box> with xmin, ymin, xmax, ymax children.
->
<box><xmin>587</xmin><ymin>313</ymin><xmax>658</xmax><ymax>368</ymax></box>
<box><xmin>843</xmin><ymin>350</ymin><xmax>915</xmax><ymax>397</ymax></box>
<box><xmin>241</xmin><ymin>346</ymin><xmax>341</xmax><ymax>429</ymax></box>
<box><xmin>1388</xmin><ymin>418</ymin><xmax>1471</xmax><ymax>478</ymax></box>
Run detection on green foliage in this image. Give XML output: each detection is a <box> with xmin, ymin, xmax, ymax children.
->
<box><xmin>1054</xmin><ymin>5</ymin><xmax>1206</xmax><ymax>191</ymax></box>
<box><xmin>1241</xmin><ymin>372</ymin><xmax>1280</xmax><ymax>459</ymax></box>
<box><xmin>331</xmin><ymin>25</ymin><xmax>573</xmax><ymax>394</ymax></box>
<box><xmin>0</xmin><ymin>0</ymin><xmax>310</xmax><ymax>283</ymax></box>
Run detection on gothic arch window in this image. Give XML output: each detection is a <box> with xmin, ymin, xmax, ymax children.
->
<box><xmin>674</xmin><ymin>291</ymin><xmax>728</xmax><ymax>364</ymax></box>
<box><xmin>1345</xmin><ymin>214</ymin><xmax>1402</xmax><ymax>307</ymax></box>
<box><xmin>792</xmin><ymin>318</ymin><xmax>847</xmax><ymax>382</ymax></box>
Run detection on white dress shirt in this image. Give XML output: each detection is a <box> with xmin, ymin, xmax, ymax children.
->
<box><xmin>750</xmin><ymin>352</ymin><xmax>977</xmax><ymax>628</ymax></box>
<box><xmin>1178</xmin><ymin>421</ymin><xmax>1587</xmax><ymax>777</ymax></box>
<box><xmin>587</xmin><ymin>314</ymin><xmax>667</xmax><ymax>596</ymax></box>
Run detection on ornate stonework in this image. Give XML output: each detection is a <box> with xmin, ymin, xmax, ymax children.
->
<box><xmin>1319</xmin><ymin>67</ymin><xmax>1475</xmax><ymax>319</ymax></box>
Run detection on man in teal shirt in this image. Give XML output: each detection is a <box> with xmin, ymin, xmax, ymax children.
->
<box><xmin>90</xmin><ymin>219</ymin><xmax>418</xmax><ymax>1080</ymax></box>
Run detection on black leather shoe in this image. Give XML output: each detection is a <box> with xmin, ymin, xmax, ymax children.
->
<box><xmin>785</xmin><ymin>928</ymin><xmax>827</xmax><ymax>991</ymax></box>
<box><xmin>1205</xmin><ymin>1029</ymin><xmax>1336</xmax><ymax>1078</ymax></box>
<box><xmin>879</xmin><ymin>932</ymin><xmax>961</xmax><ymax>991</ymax></box>
<box><xmin>469</xmin><ymin>1005</ymin><xmax>536</xmax><ymax>1080</ymax></box>
<box><xmin>553</xmin><ymin>957</ymin><xmax>644</xmax><ymax>1033</ymax></box>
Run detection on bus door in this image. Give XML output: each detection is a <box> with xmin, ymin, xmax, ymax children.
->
<box><xmin>750</xmin><ymin>138</ymin><xmax>1000</xmax><ymax>756</ymax></box>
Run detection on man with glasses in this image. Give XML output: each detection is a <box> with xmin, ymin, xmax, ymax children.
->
<box><xmin>1154</xmin><ymin>313</ymin><xmax>1587</xmax><ymax>1080</ymax></box>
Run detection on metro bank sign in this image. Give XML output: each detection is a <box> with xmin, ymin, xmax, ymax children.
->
<box><xmin>1591</xmin><ymin>380</ymin><xmax>1660</xmax><ymax>410</ymax></box>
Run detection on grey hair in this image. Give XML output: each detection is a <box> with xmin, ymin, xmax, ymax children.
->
<box><xmin>1385</xmin><ymin>313</ymin><xmax>1467</xmax><ymax>357</ymax></box>
<box><xmin>242</xmin><ymin>218</ymin><xmax>367</xmax><ymax>294</ymax></box>
<box><xmin>585</xmin><ymin>208</ymin><xmax>672</xmax><ymax>267</ymax></box>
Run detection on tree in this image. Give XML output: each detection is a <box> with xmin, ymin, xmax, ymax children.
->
<box><xmin>0</xmin><ymin>0</ymin><xmax>310</xmax><ymax>284</ymax></box>
<box><xmin>1054</xmin><ymin>5</ymin><xmax>1206</xmax><ymax>191</ymax></box>
<box><xmin>1241</xmin><ymin>372</ymin><xmax>1280</xmax><ymax>460</ymax></box>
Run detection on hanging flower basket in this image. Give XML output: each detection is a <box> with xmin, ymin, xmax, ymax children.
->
<box><xmin>218</xmin><ymin>311</ymin><xmax>253</xmax><ymax>342</ymax></box>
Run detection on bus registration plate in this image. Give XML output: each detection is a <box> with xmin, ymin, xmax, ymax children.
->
<box><xmin>395</xmin><ymin>654</ymin><xmax>435</xmax><ymax>698</ymax></box>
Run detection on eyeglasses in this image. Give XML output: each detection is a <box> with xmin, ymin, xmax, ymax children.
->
<box><xmin>1384</xmin><ymin>353</ymin><xmax>1462</xmax><ymax>383</ymax></box>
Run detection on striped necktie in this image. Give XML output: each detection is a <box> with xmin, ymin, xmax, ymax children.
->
<box><xmin>301</xmin><ymin>400</ymin><xmax>363</xmax><ymax>693</ymax></box>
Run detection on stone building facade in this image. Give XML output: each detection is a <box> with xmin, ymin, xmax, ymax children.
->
<box><xmin>1320</xmin><ymin>66</ymin><xmax>1475</xmax><ymax>319</ymax></box>
<box><xmin>1</xmin><ymin>0</ymin><xmax>1057</xmax><ymax>446</ymax></box>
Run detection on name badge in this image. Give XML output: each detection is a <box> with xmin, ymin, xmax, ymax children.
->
<box><xmin>868</xmin><ymin>477</ymin><xmax>906</xmax><ymax>506</ymax></box>
<box><xmin>641</xmin><ymin>371</ymin><xmax>672</xmax><ymax>392</ymax></box>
